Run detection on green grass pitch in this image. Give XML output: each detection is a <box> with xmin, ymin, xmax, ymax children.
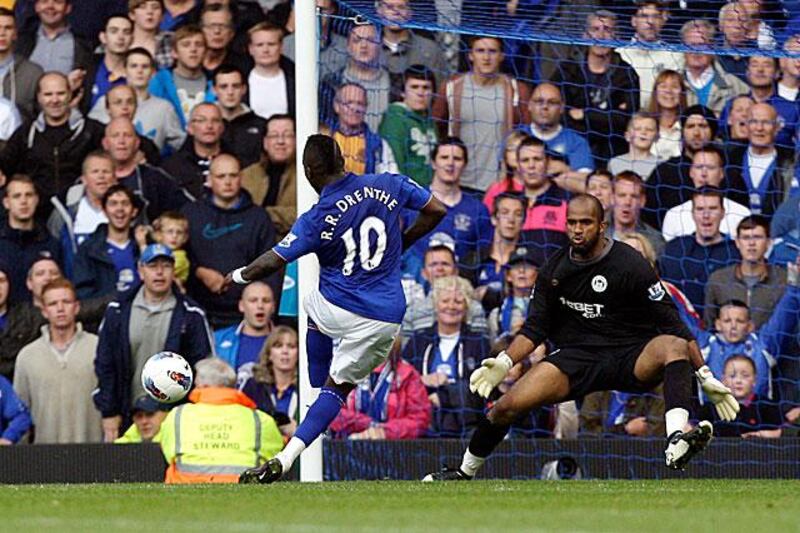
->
<box><xmin>2</xmin><ymin>480</ymin><xmax>798</xmax><ymax>532</ymax></box>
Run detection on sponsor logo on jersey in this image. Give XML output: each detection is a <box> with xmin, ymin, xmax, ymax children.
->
<box><xmin>591</xmin><ymin>275</ymin><xmax>607</xmax><ymax>293</ymax></box>
<box><xmin>278</xmin><ymin>233</ymin><xmax>298</xmax><ymax>248</ymax></box>
<box><xmin>648</xmin><ymin>281</ymin><xmax>666</xmax><ymax>301</ymax></box>
<box><xmin>559</xmin><ymin>297</ymin><xmax>604</xmax><ymax>318</ymax></box>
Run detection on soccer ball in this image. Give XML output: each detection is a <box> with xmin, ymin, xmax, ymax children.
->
<box><xmin>141</xmin><ymin>351</ymin><xmax>194</xmax><ymax>403</ymax></box>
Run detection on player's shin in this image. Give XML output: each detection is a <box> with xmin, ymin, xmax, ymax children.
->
<box><xmin>663</xmin><ymin>360</ymin><xmax>693</xmax><ymax>436</ymax></box>
<box><xmin>460</xmin><ymin>418</ymin><xmax>511</xmax><ymax>477</ymax></box>
<box><xmin>276</xmin><ymin>387</ymin><xmax>347</xmax><ymax>472</ymax></box>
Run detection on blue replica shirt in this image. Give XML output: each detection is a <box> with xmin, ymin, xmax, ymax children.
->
<box><xmin>521</xmin><ymin>125</ymin><xmax>595</xmax><ymax>172</ymax></box>
<box><xmin>274</xmin><ymin>172</ymin><xmax>432</xmax><ymax>324</ymax></box>
<box><xmin>91</xmin><ymin>61</ymin><xmax>126</xmax><ymax>108</ymax></box>
<box><xmin>106</xmin><ymin>240</ymin><xmax>139</xmax><ymax>292</ymax></box>
<box><xmin>236</xmin><ymin>333</ymin><xmax>268</xmax><ymax>370</ymax></box>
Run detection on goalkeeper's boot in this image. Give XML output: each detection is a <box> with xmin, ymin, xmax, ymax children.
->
<box><xmin>422</xmin><ymin>466</ymin><xmax>473</xmax><ymax>482</ymax></box>
<box><xmin>239</xmin><ymin>457</ymin><xmax>283</xmax><ymax>484</ymax></box>
<box><xmin>665</xmin><ymin>420</ymin><xmax>713</xmax><ymax>470</ymax></box>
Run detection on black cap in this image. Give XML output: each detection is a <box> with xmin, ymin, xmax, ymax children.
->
<box><xmin>132</xmin><ymin>395</ymin><xmax>166</xmax><ymax>414</ymax></box>
<box><xmin>681</xmin><ymin>104</ymin><xmax>718</xmax><ymax>138</ymax></box>
<box><xmin>507</xmin><ymin>246</ymin><xmax>541</xmax><ymax>267</ymax></box>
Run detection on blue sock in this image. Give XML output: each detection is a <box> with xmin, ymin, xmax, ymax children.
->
<box><xmin>294</xmin><ymin>387</ymin><xmax>346</xmax><ymax>446</ymax></box>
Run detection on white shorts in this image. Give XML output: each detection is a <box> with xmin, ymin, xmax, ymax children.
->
<box><xmin>304</xmin><ymin>289</ymin><xmax>400</xmax><ymax>384</ymax></box>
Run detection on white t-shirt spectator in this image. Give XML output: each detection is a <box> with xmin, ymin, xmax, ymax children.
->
<box><xmin>0</xmin><ymin>96</ymin><xmax>21</xmax><ymax>141</ymax></box>
<box><xmin>662</xmin><ymin>198</ymin><xmax>751</xmax><ymax>241</ymax></box>
<box><xmin>248</xmin><ymin>69</ymin><xmax>288</xmax><ymax>120</ymax></box>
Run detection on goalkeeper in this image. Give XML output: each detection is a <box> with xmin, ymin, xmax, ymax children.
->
<box><xmin>425</xmin><ymin>194</ymin><xmax>739</xmax><ymax>480</ymax></box>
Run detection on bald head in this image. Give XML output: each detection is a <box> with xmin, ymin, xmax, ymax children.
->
<box><xmin>748</xmin><ymin>102</ymin><xmax>779</xmax><ymax>149</ymax></box>
<box><xmin>530</xmin><ymin>83</ymin><xmax>564</xmax><ymax>129</ymax></box>
<box><xmin>37</xmin><ymin>72</ymin><xmax>71</xmax><ymax>124</ymax></box>
<box><xmin>568</xmin><ymin>193</ymin><xmax>605</xmax><ymax>223</ymax></box>
<box><xmin>102</xmin><ymin>117</ymin><xmax>140</xmax><ymax>165</ymax></box>
<box><xmin>209</xmin><ymin>153</ymin><xmax>242</xmax><ymax>205</ymax></box>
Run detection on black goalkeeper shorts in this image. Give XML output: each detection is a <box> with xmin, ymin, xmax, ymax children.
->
<box><xmin>545</xmin><ymin>340</ymin><xmax>660</xmax><ymax>400</ymax></box>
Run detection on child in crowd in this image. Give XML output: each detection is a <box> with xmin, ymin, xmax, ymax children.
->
<box><xmin>607</xmin><ymin>113</ymin><xmax>660</xmax><ymax>181</ymax></box>
<box><xmin>136</xmin><ymin>211</ymin><xmax>190</xmax><ymax>286</ymax></box>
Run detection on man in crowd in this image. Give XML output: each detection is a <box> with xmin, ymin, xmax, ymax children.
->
<box><xmin>13</xmin><ymin>278</ymin><xmax>102</xmax><ymax>443</ymax></box>
<box><xmin>182</xmin><ymin>154</ymin><xmax>278</xmax><ymax>328</ymax></box>
<box><xmin>246</xmin><ymin>21</ymin><xmax>295</xmax><ymax>120</ymax></box>
<box><xmin>660</xmin><ymin>188</ymin><xmax>741</xmax><ymax>315</ymax></box>
<box><xmin>606</xmin><ymin>171</ymin><xmax>665</xmax><ymax>256</ymax></box>
<box><xmin>0</xmin><ymin>7</ymin><xmax>44</xmax><ymax>121</ymax></box>
<box><xmin>200</xmin><ymin>3</ymin><xmax>245</xmax><ymax>73</ymax></box>
<box><xmin>114</xmin><ymin>395</ymin><xmax>168</xmax><ymax>443</ymax></box>
<box><xmin>215</xmin><ymin>64</ymin><xmax>266</xmax><ymax>169</ymax></box>
<box><xmin>705</xmin><ymin>216</ymin><xmax>786</xmax><ymax>328</ymax></box>
<box><xmin>376</xmin><ymin>0</ymin><xmax>444</xmax><ymax>84</ymax></box>
<box><xmin>94</xmin><ymin>243</ymin><xmax>213</xmax><ymax>442</ymax></box>
<box><xmin>379</xmin><ymin>64</ymin><xmax>438</xmax><ymax>187</ymax></box>
<box><xmin>0</xmin><ymin>175</ymin><xmax>61</xmax><ymax>304</ymax></box>
<box><xmin>162</xmin><ymin>102</ymin><xmax>225</xmax><ymax>199</ymax></box>
<box><xmin>82</xmin><ymin>14</ymin><xmax>133</xmax><ymax>111</ymax></box>
<box><xmin>241</xmin><ymin>114</ymin><xmax>297</xmax><ymax>237</ymax></box>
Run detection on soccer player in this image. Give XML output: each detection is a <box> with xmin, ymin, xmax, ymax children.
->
<box><xmin>228</xmin><ymin>134</ymin><xmax>446</xmax><ymax>483</ymax></box>
<box><xmin>424</xmin><ymin>194</ymin><xmax>740</xmax><ymax>480</ymax></box>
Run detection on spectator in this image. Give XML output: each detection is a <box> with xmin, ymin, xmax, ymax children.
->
<box><xmin>128</xmin><ymin>0</ymin><xmax>172</xmax><ymax>70</ymax></box>
<box><xmin>659</xmin><ymin>188</ymin><xmax>741</xmax><ymax>315</ymax></box>
<box><xmin>643</xmin><ymin>104</ymin><xmax>717</xmax><ymax>227</ymax></box>
<box><xmin>723</xmin><ymin>94</ymin><xmax>754</xmax><ymax>145</ymax></box>
<box><xmin>281</xmin><ymin>0</ymin><xmax>346</xmax><ymax>80</ymax></box>
<box><xmin>580</xmin><ymin>388</ymin><xmax>665</xmax><ymax>437</ymax></box>
<box><xmin>402</xmin><ymin>237</ymin><xmax>488</xmax><ymax>338</ymax></box>
<box><xmin>246</xmin><ymin>21</ymin><xmax>295</xmax><ymax>120</ymax></box>
<box><xmin>114</xmin><ymin>394</ymin><xmax>168</xmax><ymax>443</ymax></box>
<box><xmin>402</xmin><ymin>275</ymin><xmax>488</xmax><ymax>437</ymax></box>
<box><xmin>586</xmin><ymin>169</ymin><xmax>614</xmax><ymax>222</ymax></box>
<box><xmin>215</xmin><ymin>64</ymin><xmax>266</xmax><ymax>169</ymax></box>
<box><xmin>432</xmin><ymin>35</ymin><xmax>530</xmax><ymax>192</ymax></box>
<box><xmin>481</xmin><ymin>131</ymin><xmax>526</xmax><ymax>214</ymax></box>
<box><xmin>484</xmin><ymin>245</ymin><xmax>539</xmax><ymax>340</ymax></box>
<box><xmin>681</xmin><ymin>19</ymin><xmax>748</xmax><ymax>117</ymax></box>
<box><xmin>662</xmin><ymin>145</ymin><xmax>752</xmax><ymax>242</ymax></box>
<box><xmin>214</xmin><ymin>281</ymin><xmax>275</xmax><ymax>382</ymax></box>
<box><xmin>241</xmin><ymin>113</ymin><xmax>297</xmax><ymax>237</ymax></box>
<box><xmin>330</xmin><ymin>337</ymin><xmax>431</xmax><ymax>440</ymax></box>
<box><xmin>0</xmin><ymin>72</ymin><xmax>105</xmax><ymax>205</ymax></box>
<box><xmin>717</xmin><ymin>2</ymin><xmax>756</xmax><ymax>80</ymax></box>
<box><xmin>94</xmin><ymin>243</ymin><xmax>213</xmax><ymax>441</ymax></box>
<box><xmin>162</xmin><ymin>102</ymin><xmax>224</xmax><ymax>199</ymax></box>
<box><xmin>514</xmin><ymin>136</ymin><xmax>569</xmax><ymax>253</ymax></box>
<box><xmin>82</xmin><ymin>14</ymin><xmax>133</xmax><ymax>111</ymax></box>
<box><xmin>200</xmin><ymin>3</ymin><xmax>245</xmax><ymax>73</ymax></box>
<box><xmin>102</xmin><ymin>117</ymin><xmax>190</xmax><ymax>223</ymax></box>
<box><xmin>404</xmin><ymin>137</ymin><xmax>491</xmax><ymax>276</ymax></box>
<box><xmin>705</xmin><ymin>215</ymin><xmax>786</xmax><ymax>327</ymax></box>
<box><xmin>0</xmin><ymin>373</ymin><xmax>31</xmax><ymax>444</ymax></box>
<box><xmin>616</xmin><ymin>0</ymin><xmax>683</xmax><ymax>109</ymax></box>
<box><xmin>322</xmin><ymin>22</ymin><xmax>395</xmax><ymax>134</ymax></box>
<box><xmin>323</xmin><ymin>83</ymin><xmax>398</xmax><ymax>176</ymax></box>
<box><xmin>647</xmin><ymin>69</ymin><xmax>686</xmax><ymax>161</ymax></box>
<box><xmin>72</xmin><ymin>184</ymin><xmax>140</xmax><ymax>300</ymax></box>
<box><xmin>607</xmin><ymin>112</ymin><xmax>660</xmax><ymax>181</ymax></box>
<box><xmin>551</xmin><ymin>9</ymin><xmax>639</xmax><ymax>164</ymax></box>
<box><xmin>607</xmin><ymin>171</ymin><xmax>665</xmax><ymax>256</ymax></box>
<box><xmin>778</xmin><ymin>35</ymin><xmax>800</xmax><ymax>103</ymax></box>
<box><xmin>737</xmin><ymin>0</ymin><xmax>777</xmax><ymax>50</ymax></box>
<box><xmin>376</xmin><ymin>0</ymin><xmax>444</xmax><ymax>85</ymax></box>
<box><xmin>15</xmin><ymin>0</ymin><xmax>92</xmax><ymax>76</ymax></box>
<box><xmin>160</xmin><ymin>0</ymin><xmax>200</xmax><ymax>32</ymax></box>
<box><xmin>726</xmin><ymin>102</ymin><xmax>796</xmax><ymax>219</ymax></box>
<box><xmin>159</xmin><ymin>357</ymin><xmax>283</xmax><ymax>483</ymax></box>
<box><xmin>0</xmin><ymin>95</ymin><xmax>20</xmax><ymax>148</ymax></box>
<box><xmin>720</xmin><ymin>56</ymin><xmax>799</xmax><ymax>151</ymax></box>
<box><xmin>0</xmin><ymin>174</ymin><xmax>61</xmax><ymax>304</ymax></box>
<box><xmin>13</xmin><ymin>278</ymin><xmax>102</xmax><ymax>443</ymax></box>
<box><xmin>147</xmin><ymin>210</ymin><xmax>190</xmax><ymax>285</ymax></box>
<box><xmin>0</xmin><ymin>7</ymin><xmax>43</xmax><ymax>121</ymax></box>
<box><xmin>149</xmin><ymin>24</ymin><xmax>216</xmax><ymax>129</ymax></box>
<box><xmin>47</xmin><ymin>150</ymin><xmax>115</xmax><ymax>277</ymax></box>
<box><xmin>240</xmin><ymin>325</ymin><xmax>299</xmax><ymax>437</ymax></box>
<box><xmin>182</xmin><ymin>153</ymin><xmax>278</xmax><ymax>328</ymax></box>
<box><xmin>93</xmin><ymin>48</ymin><xmax>185</xmax><ymax>154</ymax></box>
<box><xmin>521</xmin><ymin>82</ymin><xmax>594</xmax><ymax>193</ymax></box>
<box><xmin>697</xmin><ymin>355</ymin><xmax>782</xmax><ymax>437</ymax></box>
<box><xmin>0</xmin><ymin>256</ymin><xmax>60</xmax><ymax>379</ymax></box>
<box><xmin>379</xmin><ymin>64</ymin><xmax>438</xmax><ymax>187</ymax></box>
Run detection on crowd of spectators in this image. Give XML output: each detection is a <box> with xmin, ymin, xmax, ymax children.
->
<box><xmin>2</xmin><ymin>0</ymin><xmax>800</xmax><ymax>468</ymax></box>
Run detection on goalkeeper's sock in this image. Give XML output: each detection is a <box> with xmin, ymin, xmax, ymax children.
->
<box><xmin>663</xmin><ymin>359</ymin><xmax>693</xmax><ymax>436</ymax></box>
<box><xmin>277</xmin><ymin>387</ymin><xmax>346</xmax><ymax>472</ymax></box>
<box><xmin>459</xmin><ymin>449</ymin><xmax>485</xmax><ymax>478</ymax></box>
<box><xmin>461</xmin><ymin>417</ymin><xmax>510</xmax><ymax>476</ymax></box>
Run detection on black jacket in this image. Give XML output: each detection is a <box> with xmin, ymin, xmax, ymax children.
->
<box><xmin>72</xmin><ymin>224</ymin><xmax>139</xmax><ymax>301</ymax></box>
<box><xmin>0</xmin><ymin>110</ymin><xmax>105</xmax><ymax>203</ymax></box>
<box><xmin>118</xmin><ymin>164</ymin><xmax>192</xmax><ymax>224</ymax></box>
<box><xmin>222</xmin><ymin>109</ymin><xmax>267</xmax><ymax>168</ymax></box>
<box><xmin>0</xmin><ymin>220</ymin><xmax>61</xmax><ymax>304</ymax></box>
<box><xmin>161</xmin><ymin>139</ymin><xmax>217</xmax><ymax>200</ymax></box>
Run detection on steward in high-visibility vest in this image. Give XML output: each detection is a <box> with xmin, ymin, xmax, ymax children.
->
<box><xmin>115</xmin><ymin>395</ymin><xmax>168</xmax><ymax>444</ymax></box>
<box><xmin>159</xmin><ymin>364</ymin><xmax>283</xmax><ymax>483</ymax></box>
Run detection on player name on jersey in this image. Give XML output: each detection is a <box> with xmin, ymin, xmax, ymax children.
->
<box><xmin>321</xmin><ymin>186</ymin><xmax>400</xmax><ymax>240</ymax></box>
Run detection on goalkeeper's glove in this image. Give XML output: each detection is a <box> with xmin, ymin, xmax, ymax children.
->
<box><xmin>469</xmin><ymin>351</ymin><xmax>514</xmax><ymax>399</ymax></box>
<box><xmin>696</xmin><ymin>365</ymin><xmax>740</xmax><ymax>422</ymax></box>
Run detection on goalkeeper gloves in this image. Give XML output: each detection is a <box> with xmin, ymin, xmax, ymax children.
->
<box><xmin>469</xmin><ymin>351</ymin><xmax>514</xmax><ymax>399</ymax></box>
<box><xmin>696</xmin><ymin>365</ymin><xmax>740</xmax><ymax>422</ymax></box>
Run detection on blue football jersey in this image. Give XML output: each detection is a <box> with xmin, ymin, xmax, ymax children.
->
<box><xmin>273</xmin><ymin>172</ymin><xmax>432</xmax><ymax>323</ymax></box>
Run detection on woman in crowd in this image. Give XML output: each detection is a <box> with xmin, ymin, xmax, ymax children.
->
<box><xmin>647</xmin><ymin>69</ymin><xmax>686</xmax><ymax>160</ymax></box>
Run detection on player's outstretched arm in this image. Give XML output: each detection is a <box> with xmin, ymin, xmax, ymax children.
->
<box><xmin>224</xmin><ymin>250</ymin><xmax>287</xmax><ymax>290</ymax></box>
<box><xmin>470</xmin><ymin>334</ymin><xmax>539</xmax><ymax>399</ymax></box>
<box><xmin>402</xmin><ymin>196</ymin><xmax>447</xmax><ymax>252</ymax></box>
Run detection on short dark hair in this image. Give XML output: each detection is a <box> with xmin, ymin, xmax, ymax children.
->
<box><xmin>0</xmin><ymin>7</ymin><xmax>15</xmax><ymax>20</ymax></box>
<box><xmin>723</xmin><ymin>354</ymin><xmax>756</xmax><ymax>374</ymax></box>
<box><xmin>721</xmin><ymin>298</ymin><xmax>749</xmax><ymax>311</ymax></box>
<box><xmin>213</xmin><ymin>64</ymin><xmax>245</xmax><ymax>85</ymax></box>
<box><xmin>493</xmin><ymin>191</ymin><xmax>527</xmax><ymax>216</ymax></box>
<box><xmin>404</xmin><ymin>64</ymin><xmax>436</xmax><ymax>92</ymax></box>
<box><xmin>125</xmin><ymin>47</ymin><xmax>156</xmax><ymax>68</ymax></box>
<box><xmin>516</xmin><ymin>135</ymin><xmax>546</xmax><ymax>157</ymax></box>
<box><xmin>102</xmin><ymin>184</ymin><xmax>138</xmax><ymax>210</ymax></box>
<box><xmin>265</xmin><ymin>113</ymin><xmax>294</xmax><ymax>132</ymax></box>
<box><xmin>303</xmin><ymin>134</ymin><xmax>344</xmax><ymax>176</ymax></box>
<box><xmin>693</xmin><ymin>144</ymin><xmax>725</xmax><ymax>165</ymax></box>
<box><xmin>613</xmin><ymin>170</ymin><xmax>644</xmax><ymax>191</ymax></box>
<box><xmin>691</xmin><ymin>186</ymin><xmax>723</xmax><ymax>206</ymax></box>
<box><xmin>423</xmin><ymin>244</ymin><xmax>456</xmax><ymax>264</ymax></box>
<box><xmin>568</xmin><ymin>193</ymin><xmax>605</xmax><ymax>222</ymax></box>
<box><xmin>467</xmin><ymin>34</ymin><xmax>503</xmax><ymax>49</ymax></box>
<box><xmin>6</xmin><ymin>173</ymin><xmax>36</xmax><ymax>191</ymax></box>
<box><xmin>586</xmin><ymin>169</ymin><xmax>613</xmax><ymax>187</ymax></box>
<box><xmin>736</xmin><ymin>215</ymin><xmax>770</xmax><ymax>237</ymax></box>
<box><xmin>104</xmin><ymin>14</ymin><xmax>133</xmax><ymax>32</ymax></box>
<box><xmin>432</xmin><ymin>136</ymin><xmax>469</xmax><ymax>165</ymax></box>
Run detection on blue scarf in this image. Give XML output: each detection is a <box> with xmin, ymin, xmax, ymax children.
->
<box><xmin>354</xmin><ymin>365</ymin><xmax>393</xmax><ymax>422</ymax></box>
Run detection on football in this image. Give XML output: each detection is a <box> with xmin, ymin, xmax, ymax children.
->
<box><xmin>141</xmin><ymin>351</ymin><xmax>194</xmax><ymax>403</ymax></box>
